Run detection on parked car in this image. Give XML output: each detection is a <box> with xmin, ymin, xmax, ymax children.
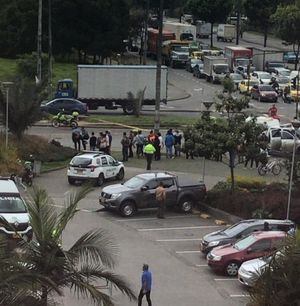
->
<box><xmin>200</xmin><ymin>219</ymin><xmax>294</xmax><ymax>254</ymax></box>
<box><xmin>283</xmin><ymin>51</ymin><xmax>297</xmax><ymax>64</ymax></box>
<box><xmin>193</xmin><ymin>62</ymin><xmax>205</xmax><ymax>78</ymax></box>
<box><xmin>273</xmin><ymin>67</ymin><xmax>291</xmax><ymax>78</ymax></box>
<box><xmin>0</xmin><ymin>178</ymin><xmax>33</xmax><ymax>248</ymax></box>
<box><xmin>238</xmin><ymin>252</ymin><xmax>282</xmax><ymax>287</ymax></box>
<box><xmin>238</xmin><ymin>79</ymin><xmax>260</xmax><ymax>94</ymax></box>
<box><xmin>235</xmin><ymin>65</ymin><xmax>255</xmax><ymax>78</ymax></box>
<box><xmin>67</xmin><ymin>152</ymin><xmax>124</xmax><ymax>186</ymax></box>
<box><xmin>265</xmin><ymin>61</ymin><xmax>285</xmax><ymax>74</ymax></box>
<box><xmin>229</xmin><ymin>73</ymin><xmax>244</xmax><ymax>89</ymax></box>
<box><xmin>252</xmin><ymin>71</ymin><xmax>272</xmax><ymax>84</ymax></box>
<box><xmin>275</xmin><ymin>76</ymin><xmax>290</xmax><ymax>91</ymax></box>
<box><xmin>186</xmin><ymin>58</ymin><xmax>203</xmax><ymax>73</ymax></box>
<box><xmin>251</xmin><ymin>84</ymin><xmax>278</xmax><ymax>102</ymax></box>
<box><xmin>40</xmin><ymin>98</ymin><xmax>88</xmax><ymax>115</ymax></box>
<box><xmin>99</xmin><ymin>172</ymin><xmax>206</xmax><ymax>217</ymax></box>
<box><xmin>207</xmin><ymin>231</ymin><xmax>286</xmax><ymax>276</ymax></box>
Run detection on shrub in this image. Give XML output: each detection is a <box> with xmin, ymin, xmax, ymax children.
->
<box><xmin>227</xmin><ymin>175</ymin><xmax>267</xmax><ymax>191</ymax></box>
<box><xmin>0</xmin><ymin>146</ymin><xmax>23</xmax><ymax>176</ymax></box>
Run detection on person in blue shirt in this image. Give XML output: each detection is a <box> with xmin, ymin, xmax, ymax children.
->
<box><xmin>138</xmin><ymin>264</ymin><xmax>152</xmax><ymax>306</ymax></box>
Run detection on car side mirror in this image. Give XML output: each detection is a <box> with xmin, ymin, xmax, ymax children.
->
<box><xmin>141</xmin><ymin>186</ymin><xmax>148</xmax><ymax>191</ymax></box>
<box><xmin>247</xmin><ymin>248</ymin><xmax>253</xmax><ymax>254</ymax></box>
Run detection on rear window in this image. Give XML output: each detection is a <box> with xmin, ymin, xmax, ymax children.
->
<box><xmin>71</xmin><ymin>157</ymin><xmax>92</xmax><ymax>167</ymax></box>
<box><xmin>0</xmin><ymin>196</ymin><xmax>27</xmax><ymax>213</ymax></box>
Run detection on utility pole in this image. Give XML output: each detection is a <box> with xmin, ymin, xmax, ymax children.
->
<box><xmin>154</xmin><ymin>0</ymin><xmax>164</xmax><ymax>132</ymax></box>
<box><xmin>48</xmin><ymin>0</ymin><xmax>53</xmax><ymax>98</ymax></box>
<box><xmin>236</xmin><ymin>0</ymin><xmax>241</xmax><ymax>45</ymax></box>
<box><xmin>143</xmin><ymin>0</ymin><xmax>150</xmax><ymax>65</ymax></box>
<box><xmin>37</xmin><ymin>0</ymin><xmax>43</xmax><ymax>84</ymax></box>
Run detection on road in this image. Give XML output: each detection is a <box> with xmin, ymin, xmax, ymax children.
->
<box><xmin>30</xmin><ymin>168</ymin><xmax>250</xmax><ymax>306</ymax></box>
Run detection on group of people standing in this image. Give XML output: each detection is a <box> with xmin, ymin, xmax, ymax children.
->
<box><xmin>71</xmin><ymin>127</ymin><xmax>112</xmax><ymax>154</ymax></box>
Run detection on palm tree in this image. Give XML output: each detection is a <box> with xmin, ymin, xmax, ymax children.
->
<box><xmin>249</xmin><ymin>231</ymin><xmax>300</xmax><ymax>306</ymax></box>
<box><xmin>0</xmin><ymin>186</ymin><xmax>136</xmax><ymax>306</ymax></box>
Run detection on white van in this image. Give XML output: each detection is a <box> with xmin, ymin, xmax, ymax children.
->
<box><xmin>0</xmin><ymin>178</ymin><xmax>32</xmax><ymax>245</ymax></box>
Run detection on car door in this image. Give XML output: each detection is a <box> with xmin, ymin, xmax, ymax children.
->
<box><xmin>281</xmin><ymin>130</ymin><xmax>294</xmax><ymax>152</ymax></box>
<box><xmin>243</xmin><ymin>239</ymin><xmax>272</xmax><ymax>262</ymax></box>
<box><xmin>140</xmin><ymin>179</ymin><xmax>159</xmax><ymax>208</ymax></box>
<box><xmin>161</xmin><ymin>178</ymin><xmax>177</xmax><ymax>207</ymax></box>
<box><xmin>100</xmin><ymin>156</ymin><xmax>110</xmax><ymax>178</ymax></box>
<box><xmin>106</xmin><ymin>156</ymin><xmax>118</xmax><ymax>178</ymax></box>
<box><xmin>269</xmin><ymin>128</ymin><xmax>282</xmax><ymax>151</ymax></box>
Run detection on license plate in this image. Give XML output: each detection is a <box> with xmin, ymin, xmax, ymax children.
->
<box><xmin>76</xmin><ymin>169</ymin><xmax>84</xmax><ymax>173</ymax></box>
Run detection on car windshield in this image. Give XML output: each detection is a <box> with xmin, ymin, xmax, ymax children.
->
<box><xmin>277</xmin><ymin>77</ymin><xmax>289</xmax><ymax>84</ymax></box>
<box><xmin>247</xmin><ymin>80</ymin><xmax>259</xmax><ymax>86</ymax></box>
<box><xmin>278</xmin><ymin>70</ymin><xmax>290</xmax><ymax>77</ymax></box>
<box><xmin>234</xmin><ymin>235</ymin><xmax>257</xmax><ymax>251</ymax></box>
<box><xmin>236</xmin><ymin>59</ymin><xmax>250</xmax><ymax>66</ymax></box>
<box><xmin>270</xmin><ymin>63</ymin><xmax>284</xmax><ymax>68</ymax></box>
<box><xmin>191</xmin><ymin>59</ymin><xmax>202</xmax><ymax>64</ymax></box>
<box><xmin>124</xmin><ymin>176</ymin><xmax>146</xmax><ymax>189</ymax></box>
<box><xmin>71</xmin><ymin>157</ymin><xmax>92</xmax><ymax>167</ymax></box>
<box><xmin>231</xmin><ymin>74</ymin><xmax>243</xmax><ymax>80</ymax></box>
<box><xmin>213</xmin><ymin>65</ymin><xmax>229</xmax><ymax>74</ymax></box>
<box><xmin>0</xmin><ymin>196</ymin><xmax>27</xmax><ymax>213</ymax></box>
<box><xmin>258</xmin><ymin>73</ymin><xmax>271</xmax><ymax>79</ymax></box>
<box><xmin>223</xmin><ymin>223</ymin><xmax>246</xmax><ymax>236</ymax></box>
<box><xmin>260</xmin><ymin>86</ymin><xmax>273</xmax><ymax>91</ymax></box>
<box><xmin>173</xmin><ymin>46</ymin><xmax>189</xmax><ymax>52</ymax></box>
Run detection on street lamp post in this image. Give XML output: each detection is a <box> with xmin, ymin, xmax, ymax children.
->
<box><xmin>1</xmin><ymin>82</ymin><xmax>13</xmax><ymax>148</ymax></box>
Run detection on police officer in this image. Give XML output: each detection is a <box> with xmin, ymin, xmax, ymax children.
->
<box><xmin>143</xmin><ymin>142</ymin><xmax>156</xmax><ymax>170</ymax></box>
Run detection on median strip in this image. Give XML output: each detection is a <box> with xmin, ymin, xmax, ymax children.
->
<box><xmin>175</xmin><ymin>250</ymin><xmax>201</xmax><ymax>254</ymax></box>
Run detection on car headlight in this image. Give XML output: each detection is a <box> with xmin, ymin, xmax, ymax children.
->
<box><xmin>211</xmin><ymin>254</ymin><xmax>222</xmax><ymax>261</ymax></box>
<box><xmin>208</xmin><ymin>241</ymin><xmax>220</xmax><ymax>247</ymax></box>
<box><xmin>110</xmin><ymin>193</ymin><xmax>121</xmax><ymax>200</ymax></box>
<box><xmin>261</xmin><ymin>93</ymin><xmax>266</xmax><ymax>97</ymax></box>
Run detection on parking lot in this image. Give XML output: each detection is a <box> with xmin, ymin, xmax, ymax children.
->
<box><xmin>27</xmin><ymin>167</ymin><xmax>250</xmax><ymax>306</ymax></box>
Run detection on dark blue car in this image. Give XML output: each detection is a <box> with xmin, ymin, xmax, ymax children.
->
<box><xmin>283</xmin><ymin>52</ymin><xmax>297</xmax><ymax>64</ymax></box>
<box><xmin>40</xmin><ymin>98</ymin><xmax>88</xmax><ymax>115</ymax></box>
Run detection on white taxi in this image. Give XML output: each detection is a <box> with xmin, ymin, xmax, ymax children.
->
<box><xmin>67</xmin><ymin>152</ymin><xmax>125</xmax><ymax>186</ymax></box>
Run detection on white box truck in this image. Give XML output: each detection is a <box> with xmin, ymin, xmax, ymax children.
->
<box><xmin>250</xmin><ymin>47</ymin><xmax>284</xmax><ymax>71</ymax></box>
<box><xmin>55</xmin><ymin>65</ymin><xmax>168</xmax><ymax>114</ymax></box>
<box><xmin>217</xmin><ymin>24</ymin><xmax>235</xmax><ymax>42</ymax></box>
<box><xmin>196</xmin><ymin>21</ymin><xmax>211</xmax><ymax>39</ymax></box>
<box><xmin>163</xmin><ymin>21</ymin><xmax>196</xmax><ymax>41</ymax></box>
<box><xmin>203</xmin><ymin>56</ymin><xmax>230</xmax><ymax>83</ymax></box>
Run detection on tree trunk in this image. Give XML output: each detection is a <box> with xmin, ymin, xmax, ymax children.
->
<box><xmin>229</xmin><ymin>150</ymin><xmax>236</xmax><ymax>193</ymax></box>
<box><xmin>294</xmin><ymin>43</ymin><xmax>299</xmax><ymax>71</ymax></box>
<box><xmin>230</xmin><ymin>165</ymin><xmax>235</xmax><ymax>194</ymax></box>
<box><xmin>263</xmin><ymin>27</ymin><xmax>268</xmax><ymax>48</ymax></box>
<box><xmin>210</xmin><ymin>23</ymin><xmax>214</xmax><ymax>48</ymax></box>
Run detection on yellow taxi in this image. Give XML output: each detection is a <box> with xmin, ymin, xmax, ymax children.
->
<box><xmin>239</xmin><ymin>79</ymin><xmax>260</xmax><ymax>94</ymax></box>
<box><xmin>291</xmin><ymin>86</ymin><xmax>300</xmax><ymax>101</ymax></box>
<box><xmin>191</xmin><ymin>51</ymin><xmax>202</xmax><ymax>59</ymax></box>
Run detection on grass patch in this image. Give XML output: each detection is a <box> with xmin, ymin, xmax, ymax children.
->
<box><xmin>41</xmin><ymin>159</ymin><xmax>71</xmax><ymax>173</ymax></box>
<box><xmin>86</xmin><ymin>114</ymin><xmax>199</xmax><ymax>127</ymax></box>
<box><xmin>0</xmin><ymin>58</ymin><xmax>18</xmax><ymax>80</ymax></box>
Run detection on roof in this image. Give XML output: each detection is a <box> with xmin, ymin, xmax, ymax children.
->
<box><xmin>0</xmin><ymin>179</ymin><xmax>19</xmax><ymax>194</ymax></box>
<box><xmin>252</xmin><ymin>231</ymin><xmax>287</xmax><ymax>239</ymax></box>
<box><xmin>239</xmin><ymin>219</ymin><xmax>294</xmax><ymax>226</ymax></box>
<box><xmin>74</xmin><ymin>152</ymin><xmax>105</xmax><ymax>158</ymax></box>
<box><xmin>225</xmin><ymin>46</ymin><xmax>251</xmax><ymax>51</ymax></box>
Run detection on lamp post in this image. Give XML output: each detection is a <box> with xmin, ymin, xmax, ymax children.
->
<box><xmin>1</xmin><ymin>82</ymin><xmax>13</xmax><ymax>148</ymax></box>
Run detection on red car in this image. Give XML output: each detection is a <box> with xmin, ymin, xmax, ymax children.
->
<box><xmin>250</xmin><ymin>84</ymin><xmax>278</xmax><ymax>102</ymax></box>
<box><xmin>207</xmin><ymin>231</ymin><xmax>286</xmax><ymax>276</ymax></box>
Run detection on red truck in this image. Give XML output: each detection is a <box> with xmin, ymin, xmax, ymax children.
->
<box><xmin>147</xmin><ymin>28</ymin><xmax>175</xmax><ymax>58</ymax></box>
<box><xmin>224</xmin><ymin>46</ymin><xmax>253</xmax><ymax>71</ymax></box>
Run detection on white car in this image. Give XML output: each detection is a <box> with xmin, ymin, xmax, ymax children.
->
<box><xmin>252</xmin><ymin>71</ymin><xmax>272</xmax><ymax>84</ymax></box>
<box><xmin>67</xmin><ymin>152</ymin><xmax>125</xmax><ymax>186</ymax></box>
<box><xmin>273</xmin><ymin>67</ymin><xmax>290</xmax><ymax>78</ymax></box>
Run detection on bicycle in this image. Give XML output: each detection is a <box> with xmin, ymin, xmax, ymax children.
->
<box><xmin>257</xmin><ymin>159</ymin><xmax>282</xmax><ymax>176</ymax></box>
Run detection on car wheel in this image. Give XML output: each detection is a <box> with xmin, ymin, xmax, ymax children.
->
<box><xmin>96</xmin><ymin>173</ymin><xmax>105</xmax><ymax>186</ymax></box>
<box><xmin>258</xmin><ymin>165</ymin><xmax>267</xmax><ymax>176</ymax></box>
<box><xmin>179</xmin><ymin>197</ymin><xmax>194</xmax><ymax>213</ymax></box>
<box><xmin>120</xmin><ymin>201</ymin><xmax>136</xmax><ymax>217</ymax></box>
<box><xmin>116</xmin><ymin>168</ymin><xmax>125</xmax><ymax>180</ymax></box>
<box><xmin>68</xmin><ymin>177</ymin><xmax>75</xmax><ymax>185</ymax></box>
<box><xmin>70</xmin><ymin>120</ymin><xmax>78</xmax><ymax>128</ymax></box>
<box><xmin>272</xmin><ymin>164</ymin><xmax>282</xmax><ymax>175</ymax></box>
<box><xmin>226</xmin><ymin>261</ymin><xmax>240</xmax><ymax>276</ymax></box>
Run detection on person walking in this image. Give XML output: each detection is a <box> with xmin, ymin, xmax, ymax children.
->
<box><xmin>143</xmin><ymin>142</ymin><xmax>156</xmax><ymax>170</ymax></box>
<box><xmin>89</xmin><ymin>132</ymin><xmax>97</xmax><ymax>151</ymax></box>
<box><xmin>121</xmin><ymin>132</ymin><xmax>130</xmax><ymax>162</ymax></box>
<box><xmin>133</xmin><ymin>130</ymin><xmax>145</xmax><ymax>158</ymax></box>
<box><xmin>153</xmin><ymin>133</ymin><xmax>161</xmax><ymax>161</ymax></box>
<box><xmin>173</xmin><ymin>130</ymin><xmax>182</xmax><ymax>157</ymax></box>
<box><xmin>106</xmin><ymin>130</ymin><xmax>112</xmax><ymax>154</ymax></box>
<box><xmin>72</xmin><ymin>127</ymin><xmax>81</xmax><ymax>151</ymax></box>
<box><xmin>138</xmin><ymin>264</ymin><xmax>152</xmax><ymax>306</ymax></box>
<box><xmin>165</xmin><ymin>130</ymin><xmax>175</xmax><ymax>159</ymax></box>
<box><xmin>99</xmin><ymin>132</ymin><xmax>108</xmax><ymax>152</ymax></box>
<box><xmin>81</xmin><ymin>127</ymin><xmax>89</xmax><ymax>150</ymax></box>
<box><xmin>128</xmin><ymin>130</ymin><xmax>134</xmax><ymax>158</ymax></box>
<box><xmin>156</xmin><ymin>181</ymin><xmax>166</xmax><ymax>219</ymax></box>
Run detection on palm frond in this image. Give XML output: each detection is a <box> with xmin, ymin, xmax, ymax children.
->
<box><xmin>67</xmin><ymin>229</ymin><xmax>118</xmax><ymax>268</ymax></box>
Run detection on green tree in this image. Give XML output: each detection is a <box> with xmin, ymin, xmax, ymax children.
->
<box><xmin>186</xmin><ymin>0</ymin><xmax>233</xmax><ymax>47</ymax></box>
<box><xmin>0</xmin><ymin>186</ymin><xmax>136</xmax><ymax>306</ymax></box>
<box><xmin>0</xmin><ymin>78</ymin><xmax>41</xmax><ymax>140</ymax></box>
<box><xmin>250</xmin><ymin>233</ymin><xmax>300</xmax><ymax>306</ymax></box>
<box><xmin>244</xmin><ymin>0</ymin><xmax>281</xmax><ymax>47</ymax></box>
<box><xmin>272</xmin><ymin>0</ymin><xmax>300</xmax><ymax>70</ymax></box>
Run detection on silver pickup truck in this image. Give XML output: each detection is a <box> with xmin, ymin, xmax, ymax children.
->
<box><xmin>99</xmin><ymin>172</ymin><xmax>206</xmax><ymax>217</ymax></box>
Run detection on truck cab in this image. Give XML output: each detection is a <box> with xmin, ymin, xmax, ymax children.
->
<box><xmin>55</xmin><ymin>79</ymin><xmax>75</xmax><ymax>99</ymax></box>
<box><xmin>267</xmin><ymin>127</ymin><xmax>300</xmax><ymax>153</ymax></box>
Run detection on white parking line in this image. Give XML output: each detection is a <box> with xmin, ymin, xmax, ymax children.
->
<box><xmin>214</xmin><ymin>278</ymin><xmax>238</xmax><ymax>281</ymax></box>
<box><xmin>138</xmin><ymin>225</ymin><xmax>220</xmax><ymax>232</ymax></box>
<box><xmin>175</xmin><ymin>250</ymin><xmax>201</xmax><ymax>254</ymax></box>
<box><xmin>230</xmin><ymin>294</ymin><xmax>250</xmax><ymax>298</ymax></box>
<box><xmin>116</xmin><ymin>215</ymin><xmax>196</xmax><ymax>222</ymax></box>
<box><xmin>156</xmin><ymin>238</ymin><xmax>202</xmax><ymax>242</ymax></box>
<box><xmin>196</xmin><ymin>264</ymin><xmax>207</xmax><ymax>267</ymax></box>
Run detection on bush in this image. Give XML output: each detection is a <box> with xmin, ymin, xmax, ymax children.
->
<box><xmin>0</xmin><ymin>146</ymin><xmax>23</xmax><ymax>176</ymax></box>
<box><xmin>227</xmin><ymin>175</ymin><xmax>267</xmax><ymax>191</ymax></box>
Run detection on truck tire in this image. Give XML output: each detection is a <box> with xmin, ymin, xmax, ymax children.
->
<box><xmin>179</xmin><ymin>197</ymin><xmax>194</xmax><ymax>213</ymax></box>
<box><xmin>120</xmin><ymin>201</ymin><xmax>136</xmax><ymax>217</ymax></box>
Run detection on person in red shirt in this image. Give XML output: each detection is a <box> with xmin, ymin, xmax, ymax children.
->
<box><xmin>268</xmin><ymin>104</ymin><xmax>280</xmax><ymax>120</ymax></box>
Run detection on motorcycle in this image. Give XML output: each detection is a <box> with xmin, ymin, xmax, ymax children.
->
<box><xmin>22</xmin><ymin>160</ymin><xmax>34</xmax><ymax>186</ymax></box>
<box><xmin>52</xmin><ymin>111</ymin><xmax>78</xmax><ymax>128</ymax></box>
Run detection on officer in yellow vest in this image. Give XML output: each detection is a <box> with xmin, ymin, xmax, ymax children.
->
<box><xmin>143</xmin><ymin>142</ymin><xmax>156</xmax><ymax>170</ymax></box>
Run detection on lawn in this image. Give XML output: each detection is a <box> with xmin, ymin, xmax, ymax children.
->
<box><xmin>86</xmin><ymin>114</ymin><xmax>199</xmax><ymax>128</ymax></box>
